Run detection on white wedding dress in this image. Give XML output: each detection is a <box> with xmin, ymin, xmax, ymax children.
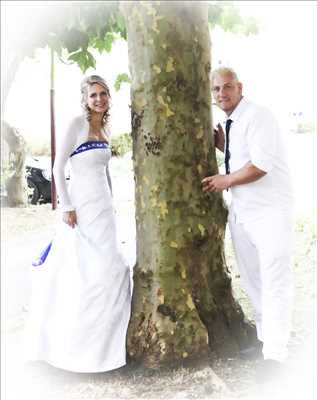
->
<box><xmin>24</xmin><ymin>116</ymin><xmax>131</xmax><ymax>373</ymax></box>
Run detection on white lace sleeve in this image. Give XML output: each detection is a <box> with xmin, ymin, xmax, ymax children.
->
<box><xmin>53</xmin><ymin>118</ymin><xmax>78</xmax><ymax>212</ymax></box>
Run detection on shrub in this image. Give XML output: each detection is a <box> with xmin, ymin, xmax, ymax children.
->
<box><xmin>295</xmin><ymin>121</ymin><xmax>317</xmax><ymax>134</ymax></box>
<box><xmin>111</xmin><ymin>133</ymin><xmax>132</xmax><ymax>157</ymax></box>
<box><xmin>216</xmin><ymin>150</ymin><xmax>224</xmax><ymax>167</ymax></box>
<box><xmin>26</xmin><ymin>138</ymin><xmax>50</xmax><ymax>156</ymax></box>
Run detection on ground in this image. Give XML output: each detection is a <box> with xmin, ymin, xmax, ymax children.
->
<box><xmin>1</xmin><ymin>135</ymin><xmax>316</xmax><ymax>400</ymax></box>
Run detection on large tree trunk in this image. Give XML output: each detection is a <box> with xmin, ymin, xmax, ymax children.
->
<box><xmin>122</xmin><ymin>2</ymin><xmax>254</xmax><ymax>367</ymax></box>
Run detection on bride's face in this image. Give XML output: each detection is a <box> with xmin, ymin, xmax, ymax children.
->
<box><xmin>86</xmin><ymin>83</ymin><xmax>109</xmax><ymax>114</ymax></box>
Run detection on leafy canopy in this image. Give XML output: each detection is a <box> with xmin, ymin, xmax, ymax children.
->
<box><xmin>6</xmin><ymin>1</ymin><xmax>258</xmax><ymax>90</ymax></box>
<box><xmin>208</xmin><ymin>1</ymin><xmax>259</xmax><ymax>35</ymax></box>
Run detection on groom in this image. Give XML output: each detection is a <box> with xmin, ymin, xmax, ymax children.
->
<box><xmin>202</xmin><ymin>67</ymin><xmax>294</xmax><ymax>383</ymax></box>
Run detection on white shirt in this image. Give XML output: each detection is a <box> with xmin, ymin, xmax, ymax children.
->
<box><xmin>224</xmin><ymin>97</ymin><xmax>293</xmax><ymax>223</ymax></box>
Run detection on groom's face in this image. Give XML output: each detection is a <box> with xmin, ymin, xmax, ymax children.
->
<box><xmin>212</xmin><ymin>73</ymin><xmax>243</xmax><ymax>115</ymax></box>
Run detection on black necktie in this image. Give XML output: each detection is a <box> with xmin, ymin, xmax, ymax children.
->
<box><xmin>225</xmin><ymin>119</ymin><xmax>233</xmax><ymax>175</ymax></box>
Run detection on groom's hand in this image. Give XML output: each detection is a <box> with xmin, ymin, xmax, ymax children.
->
<box><xmin>202</xmin><ymin>174</ymin><xmax>231</xmax><ymax>192</ymax></box>
<box><xmin>214</xmin><ymin>123</ymin><xmax>225</xmax><ymax>152</ymax></box>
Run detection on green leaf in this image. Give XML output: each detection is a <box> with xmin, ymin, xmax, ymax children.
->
<box><xmin>86</xmin><ymin>51</ymin><xmax>96</xmax><ymax>69</ymax></box>
<box><xmin>68</xmin><ymin>50</ymin><xmax>96</xmax><ymax>73</ymax></box>
<box><xmin>90</xmin><ymin>31</ymin><xmax>117</xmax><ymax>54</ymax></box>
<box><xmin>91</xmin><ymin>37</ymin><xmax>106</xmax><ymax>53</ymax></box>
<box><xmin>104</xmin><ymin>32</ymin><xmax>115</xmax><ymax>52</ymax></box>
<box><xmin>113</xmin><ymin>12</ymin><xmax>127</xmax><ymax>39</ymax></box>
<box><xmin>68</xmin><ymin>51</ymin><xmax>84</xmax><ymax>63</ymax></box>
<box><xmin>114</xmin><ymin>73</ymin><xmax>131</xmax><ymax>91</ymax></box>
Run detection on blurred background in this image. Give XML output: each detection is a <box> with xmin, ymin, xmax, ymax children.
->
<box><xmin>2</xmin><ymin>0</ymin><xmax>317</xmax><ymax>155</ymax></box>
<box><xmin>1</xmin><ymin>3</ymin><xmax>316</xmax><ymax>399</ymax></box>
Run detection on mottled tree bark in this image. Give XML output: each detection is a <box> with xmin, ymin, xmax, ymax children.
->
<box><xmin>122</xmin><ymin>1</ymin><xmax>254</xmax><ymax>367</ymax></box>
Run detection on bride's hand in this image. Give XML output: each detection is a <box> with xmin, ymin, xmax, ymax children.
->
<box><xmin>63</xmin><ymin>210</ymin><xmax>77</xmax><ymax>228</ymax></box>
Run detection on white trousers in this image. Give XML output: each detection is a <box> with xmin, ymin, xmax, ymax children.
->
<box><xmin>229</xmin><ymin>209</ymin><xmax>294</xmax><ymax>362</ymax></box>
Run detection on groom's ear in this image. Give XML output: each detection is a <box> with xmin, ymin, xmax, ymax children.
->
<box><xmin>238</xmin><ymin>82</ymin><xmax>243</xmax><ymax>95</ymax></box>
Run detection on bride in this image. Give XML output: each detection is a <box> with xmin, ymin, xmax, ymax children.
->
<box><xmin>24</xmin><ymin>75</ymin><xmax>132</xmax><ymax>373</ymax></box>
